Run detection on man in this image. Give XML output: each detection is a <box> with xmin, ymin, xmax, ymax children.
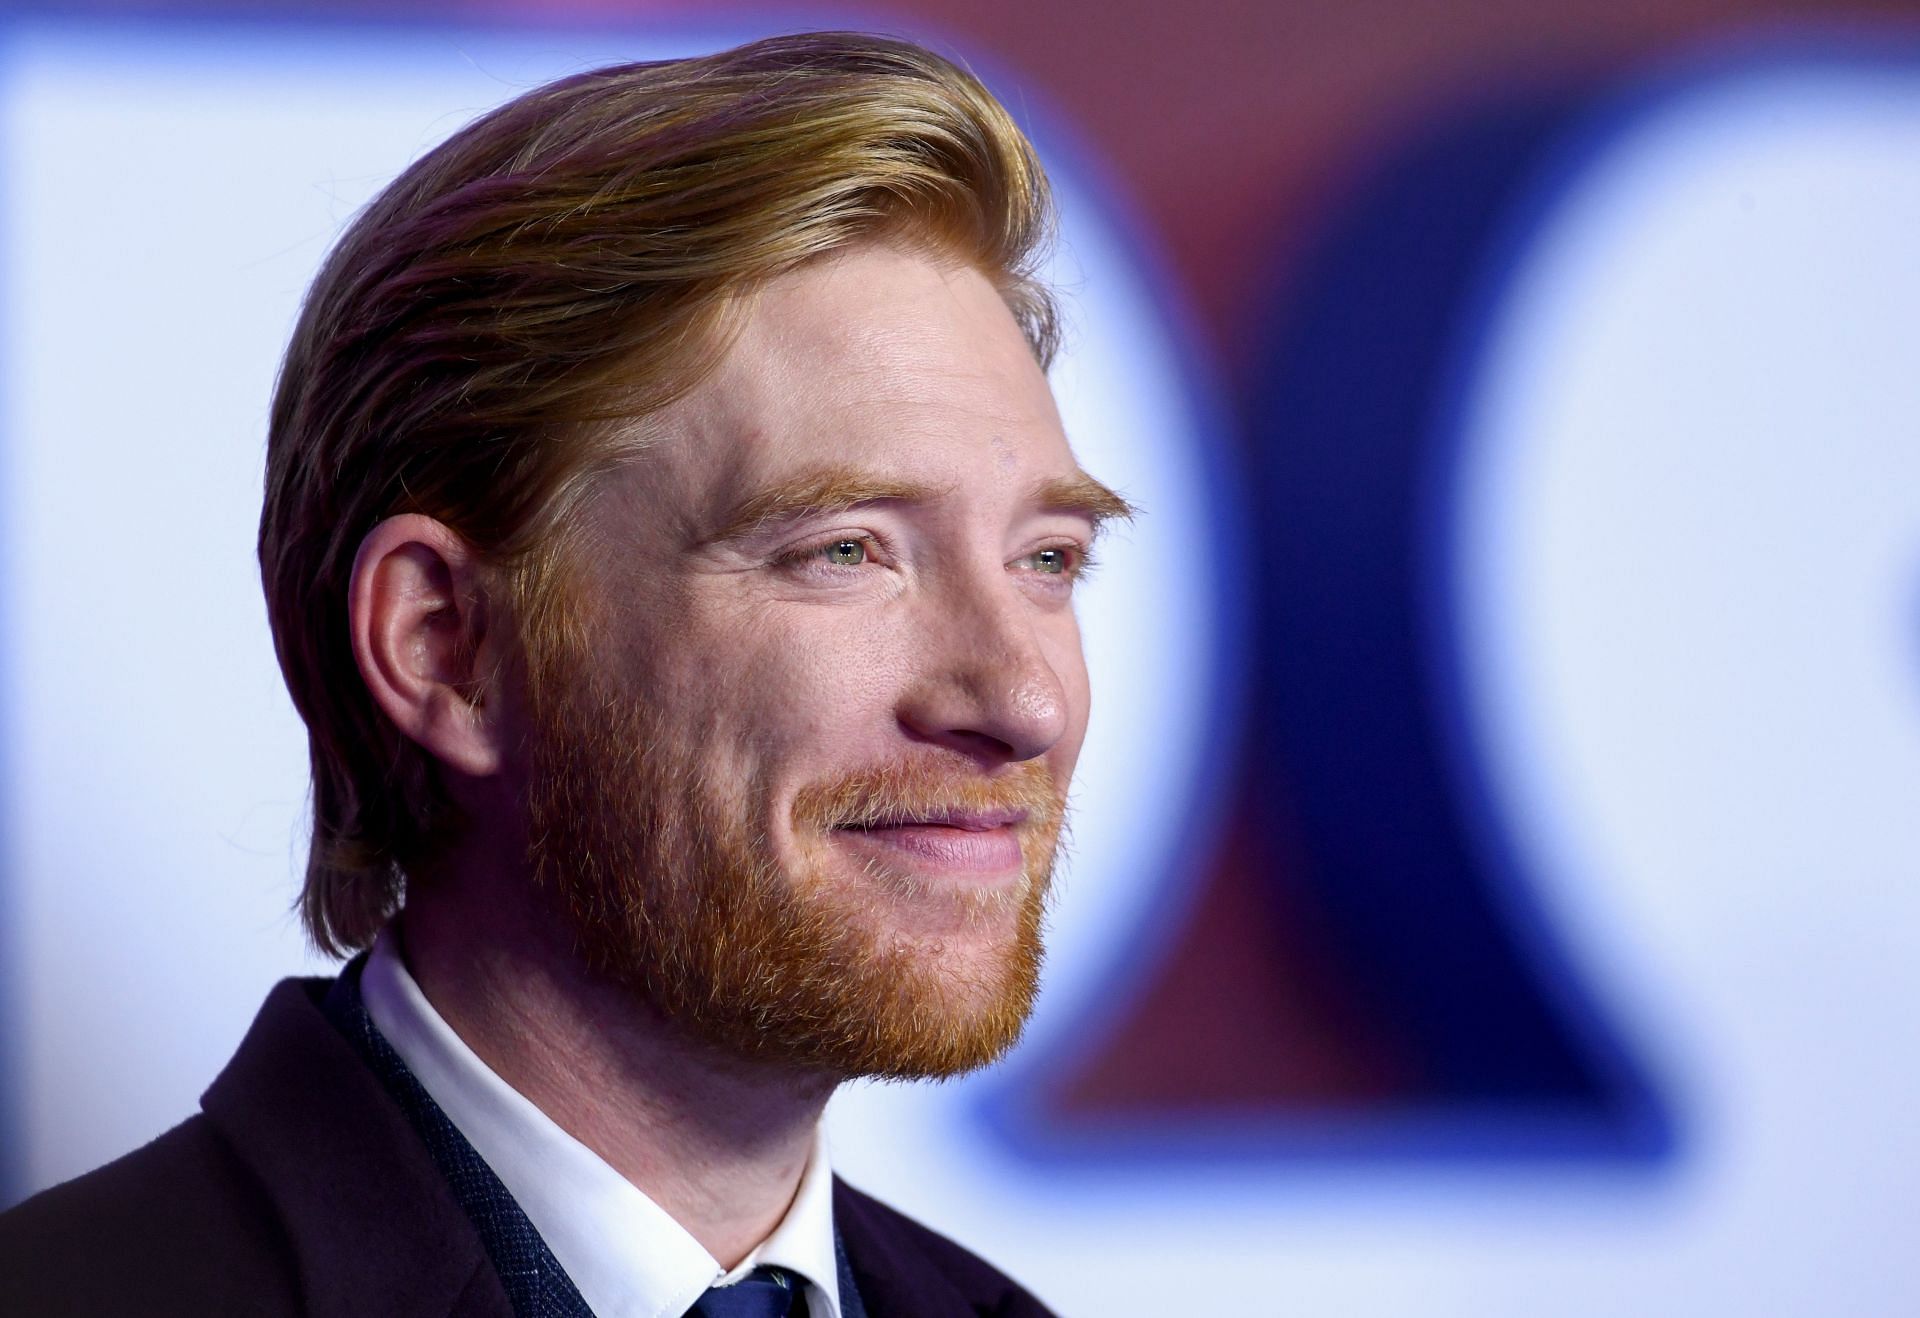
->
<box><xmin>0</xmin><ymin>29</ymin><xmax>1129</xmax><ymax>1317</ymax></box>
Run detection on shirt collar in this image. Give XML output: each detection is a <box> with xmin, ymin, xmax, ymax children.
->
<box><xmin>727</xmin><ymin>1127</ymin><xmax>839</xmax><ymax>1296</ymax></box>
<box><xmin>361</xmin><ymin>929</ymin><xmax>842</xmax><ymax>1318</ymax></box>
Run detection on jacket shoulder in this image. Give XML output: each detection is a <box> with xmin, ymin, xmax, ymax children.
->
<box><xmin>0</xmin><ymin>1114</ymin><xmax>301</xmax><ymax>1316</ymax></box>
<box><xmin>832</xmin><ymin>1177</ymin><xmax>1057</xmax><ymax>1317</ymax></box>
<box><xmin>0</xmin><ymin>974</ymin><xmax>501</xmax><ymax>1318</ymax></box>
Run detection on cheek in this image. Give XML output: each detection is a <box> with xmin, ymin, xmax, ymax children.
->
<box><xmin>676</xmin><ymin>604</ymin><xmax>918</xmax><ymax>767</ymax></box>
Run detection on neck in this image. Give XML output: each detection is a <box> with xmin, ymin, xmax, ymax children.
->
<box><xmin>396</xmin><ymin>881</ymin><xmax>836</xmax><ymax>1269</ymax></box>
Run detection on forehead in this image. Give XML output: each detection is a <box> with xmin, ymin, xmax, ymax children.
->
<box><xmin>634</xmin><ymin>243</ymin><xmax>1074</xmax><ymax>521</ymax></box>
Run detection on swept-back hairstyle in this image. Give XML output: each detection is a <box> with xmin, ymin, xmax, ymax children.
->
<box><xmin>259</xmin><ymin>32</ymin><xmax>1059</xmax><ymax>956</ymax></box>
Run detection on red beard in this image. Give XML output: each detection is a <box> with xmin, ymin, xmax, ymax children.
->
<box><xmin>523</xmin><ymin>645</ymin><xmax>1064</xmax><ymax>1080</ymax></box>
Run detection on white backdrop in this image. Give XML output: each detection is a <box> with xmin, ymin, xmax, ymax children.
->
<box><xmin>3</xmin><ymin>18</ymin><xmax>1918</xmax><ymax>1315</ymax></box>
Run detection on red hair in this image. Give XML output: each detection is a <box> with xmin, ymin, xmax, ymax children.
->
<box><xmin>258</xmin><ymin>32</ymin><xmax>1058</xmax><ymax>955</ymax></box>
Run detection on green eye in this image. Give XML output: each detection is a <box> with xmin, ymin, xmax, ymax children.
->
<box><xmin>1029</xmin><ymin>547</ymin><xmax>1069</xmax><ymax>574</ymax></box>
<box><xmin>824</xmin><ymin>539</ymin><xmax>867</xmax><ymax>566</ymax></box>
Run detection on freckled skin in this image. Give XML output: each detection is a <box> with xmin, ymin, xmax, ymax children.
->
<box><xmin>567</xmin><ymin>242</ymin><xmax>1095</xmax><ymax>990</ymax></box>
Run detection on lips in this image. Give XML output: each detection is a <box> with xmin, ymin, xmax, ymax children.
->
<box><xmin>835</xmin><ymin>810</ymin><xmax>1028</xmax><ymax>874</ymax></box>
<box><xmin>852</xmin><ymin>807</ymin><xmax>1029</xmax><ymax>832</ymax></box>
<box><xmin>792</xmin><ymin>760</ymin><xmax>1058</xmax><ymax>882</ymax></box>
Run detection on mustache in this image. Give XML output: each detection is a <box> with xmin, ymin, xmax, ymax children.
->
<box><xmin>791</xmin><ymin>758</ymin><xmax>1063</xmax><ymax>833</ymax></box>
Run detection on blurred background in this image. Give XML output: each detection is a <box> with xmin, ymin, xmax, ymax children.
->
<box><xmin>3</xmin><ymin>1</ymin><xmax>1918</xmax><ymax>1314</ymax></box>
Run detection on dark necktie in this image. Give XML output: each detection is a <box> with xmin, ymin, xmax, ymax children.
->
<box><xmin>687</xmin><ymin>1266</ymin><xmax>807</xmax><ymax>1318</ymax></box>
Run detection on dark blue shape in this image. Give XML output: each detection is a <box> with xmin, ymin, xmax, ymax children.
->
<box><xmin>1247</xmin><ymin>95</ymin><xmax>1670</xmax><ymax>1151</ymax></box>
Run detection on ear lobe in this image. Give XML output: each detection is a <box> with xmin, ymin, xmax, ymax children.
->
<box><xmin>348</xmin><ymin>514</ymin><xmax>507</xmax><ymax>778</ymax></box>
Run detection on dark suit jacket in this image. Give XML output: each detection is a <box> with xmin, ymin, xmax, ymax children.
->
<box><xmin>0</xmin><ymin>978</ymin><xmax>1054</xmax><ymax>1317</ymax></box>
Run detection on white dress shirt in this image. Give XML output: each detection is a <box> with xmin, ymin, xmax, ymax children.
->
<box><xmin>361</xmin><ymin>930</ymin><xmax>842</xmax><ymax>1318</ymax></box>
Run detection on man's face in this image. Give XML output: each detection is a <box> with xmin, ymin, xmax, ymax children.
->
<box><xmin>520</xmin><ymin>242</ymin><xmax>1117</xmax><ymax>1079</ymax></box>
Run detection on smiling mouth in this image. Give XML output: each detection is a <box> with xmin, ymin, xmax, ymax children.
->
<box><xmin>833</xmin><ymin>810</ymin><xmax>1029</xmax><ymax>875</ymax></box>
<box><xmin>847</xmin><ymin>807</ymin><xmax>1029</xmax><ymax>832</ymax></box>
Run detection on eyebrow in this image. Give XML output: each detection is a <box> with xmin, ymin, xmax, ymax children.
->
<box><xmin>706</xmin><ymin>468</ymin><xmax>942</xmax><ymax>543</ymax></box>
<box><xmin>1031</xmin><ymin>471</ymin><xmax>1139</xmax><ymax>531</ymax></box>
<box><xmin>706</xmin><ymin>464</ymin><xmax>1138</xmax><ymax>546</ymax></box>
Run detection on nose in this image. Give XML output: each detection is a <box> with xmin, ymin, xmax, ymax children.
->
<box><xmin>896</xmin><ymin>580</ymin><xmax>1074</xmax><ymax>766</ymax></box>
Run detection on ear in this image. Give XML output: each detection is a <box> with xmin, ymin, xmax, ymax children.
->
<box><xmin>347</xmin><ymin>514</ymin><xmax>508</xmax><ymax>778</ymax></box>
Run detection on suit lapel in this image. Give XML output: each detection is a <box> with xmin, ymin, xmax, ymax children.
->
<box><xmin>199</xmin><ymin>978</ymin><xmax>512</xmax><ymax>1318</ymax></box>
<box><xmin>831</xmin><ymin>1181</ymin><xmax>980</xmax><ymax>1318</ymax></box>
